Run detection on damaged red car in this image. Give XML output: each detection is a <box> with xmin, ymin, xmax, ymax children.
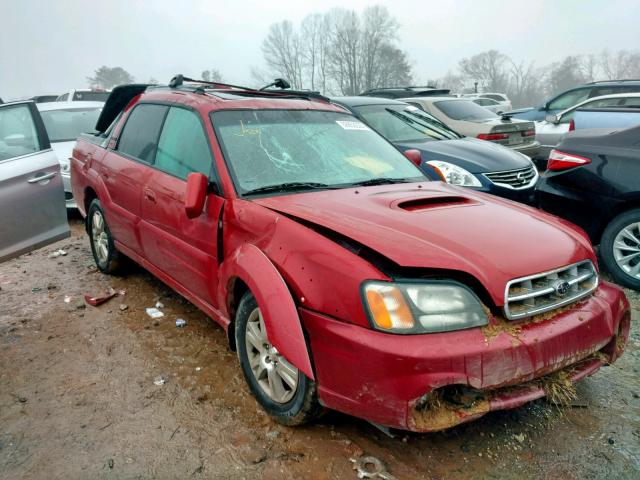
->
<box><xmin>71</xmin><ymin>79</ymin><xmax>631</xmax><ymax>432</ymax></box>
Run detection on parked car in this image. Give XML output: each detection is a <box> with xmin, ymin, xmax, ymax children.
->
<box><xmin>537</xmin><ymin>125</ymin><xmax>640</xmax><ymax>289</ymax></box>
<box><xmin>37</xmin><ymin>101</ymin><xmax>103</xmax><ymax>208</ymax></box>
<box><xmin>332</xmin><ymin>96</ymin><xmax>538</xmax><ymax>203</ymax></box>
<box><xmin>535</xmin><ymin>93</ymin><xmax>640</xmax><ymax>164</ymax></box>
<box><xmin>403</xmin><ymin>97</ymin><xmax>540</xmax><ymax>158</ymax></box>
<box><xmin>71</xmin><ymin>80</ymin><xmax>630</xmax><ymax>433</ymax></box>
<box><xmin>30</xmin><ymin>95</ymin><xmax>59</xmax><ymax>104</ymax></box>
<box><xmin>471</xmin><ymin>97</ymin><xmax>504</xmax><ymax>114</ymax></box>
<box><xmin>56</xmin><ymin>89</ymin><xmax>111</xmax><ymax>102</ymax></box>
<box><xmin>465</xmin><ymin>92</ymin><xmax>512</xmax><ymax>112</ymax></box>
<box><xmin>0</xmin><ymin>101</ymin><xmax>69</xmax><ymax>262</ymax></box>
<box><xmin>360</xmin><ymin>86</ymin><xmax>451</xmax><ymax>99</ymax></box>
<box><xmin>508</xmin><ymin>79</ymin><xmax>640</xmax><ymax>121</ymax></box>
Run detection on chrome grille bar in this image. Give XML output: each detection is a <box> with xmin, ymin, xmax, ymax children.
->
<box><xmin>483</xmin><ymin>165</ymin><xmax>538</xmax><ymax>190</ymax></box>
<box><xmin>504</xmin><ymin>260</ymin><xmax>598</xmax><ymax>320</ymax></box>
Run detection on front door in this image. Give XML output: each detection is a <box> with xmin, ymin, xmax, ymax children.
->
<box><xmin>139</xmin><ymin>106</ymin><xmax>223</xmax><ymax>305</ymax></box>
<box><xmin>0</xmin><ymin>101</ymin><xmax>69</xmax><ymax>262</ymax></box>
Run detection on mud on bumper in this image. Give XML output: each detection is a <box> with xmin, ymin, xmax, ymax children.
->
<box><xmin>301</xmin><ymin>281</ymin><xmax>630</xmax><ymax>432</ymax></box>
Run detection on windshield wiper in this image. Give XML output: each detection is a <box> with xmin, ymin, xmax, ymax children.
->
<box><xmin>347</xmin><ymin>177</ymin><xmax>413</xmax><ymax>187</ymax></box>
<box><xmin>243</xmin><ymin>182</ymin><xmax>333</xmax><ymax>196</ymax></box>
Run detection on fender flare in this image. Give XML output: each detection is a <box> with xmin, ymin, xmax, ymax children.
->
<box><xmin>221</xmin><ymin>243</ymin><xmax>314</xmax><ymax>380</ymax></box>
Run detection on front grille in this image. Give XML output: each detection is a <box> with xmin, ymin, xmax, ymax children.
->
<box><xmin>504</xmin><ymin>260</ymin><xmax>598</xmax><ymax>320</ymax></box>
<box><xmin>484</xmin><ymin>165</ymin><xmax>538</xmax><ymax>190</ymax></box>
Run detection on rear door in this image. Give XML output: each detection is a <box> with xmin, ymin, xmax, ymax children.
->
<box><xmin>0</xmin><ymin>101</ymin><xmax>69</xmax><ymax>262</ymax></box>
<box><xmin>139</xmin><ymin>106</ymin><xmax>224</xmax><ymax>305</ymax></box>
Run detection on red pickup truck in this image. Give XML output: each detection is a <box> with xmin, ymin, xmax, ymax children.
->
<box><xmin>71</xmin><ymin>80</ymin><xmax>630</xmax><ymax>432</ymax></box>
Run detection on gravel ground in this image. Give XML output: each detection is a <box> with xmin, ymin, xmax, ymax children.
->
<box><xmin>1</xmin><ymin>219</ymin><xmax>638</xmax><ymax>479</ymax></box>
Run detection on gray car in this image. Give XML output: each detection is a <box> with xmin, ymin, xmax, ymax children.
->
<box><xmin>0</xmin><ymin>101</ymin><xmax>69</xmax><ymax>262</ymax></box>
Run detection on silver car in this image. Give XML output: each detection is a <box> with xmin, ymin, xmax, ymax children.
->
<box><xmin>535</xmin><ymin>92</ymin><xmax>640</xmax><ymax>159</ymax></box>
<box><xmin>37</xmin><ymin>101</ymin><xmax>103</xmax><ymax>208</ymax></box>
<box><xmin>0</xmin><ymin>101</ymin><xmax>69</xmax><ymax>262</ymax></box>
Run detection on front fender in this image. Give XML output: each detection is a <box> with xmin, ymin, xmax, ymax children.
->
<box><xmin>220</xmin><ymin>243</ymin><xmax>314</xmax><ymax>380</ymax></box>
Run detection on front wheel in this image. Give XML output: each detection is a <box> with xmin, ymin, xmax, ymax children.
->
<box><xmin>601</xmin><ymin>208</ymin><xmax>640</xmax><ymax>290</ymax></box>
<box><xmin>235</xmin><ymin>291</ymin><xmax>323</xmax><ymax>425</ymax></box>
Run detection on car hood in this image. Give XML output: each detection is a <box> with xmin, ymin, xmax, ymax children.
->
<box><xmin>397</xmin><ymin>137</ymin><xmax>532</xmax><ymax>173</ymax></box>
<box><xmin>254</xmin><ymin>182</ymin><xmax>595</xmax><ymax>305</ymax></box>
<box><xmin>50</xmin><ymin>141</ymin><xmax>75</xmax><ymax>165</ymax></box>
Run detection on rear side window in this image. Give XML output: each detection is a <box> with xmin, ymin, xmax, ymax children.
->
<box><xmin>155</xmin><ymin>107</ymin><xmax>212</xmax><ymax>179</ymax></box>
<box><xmin>484</xmin><ymin>94</ymin><xmax>505</xmax><ymax>102</ymax></box>
<box><xmin>0</xmin><ymin>104</ymin><xmax>41</xmax><ymax>161</ymax></box>
<box><xmin>548</xmin><ymin>89</ymin><xmax>590</xmax><ymax>110</ymax></box>
<box><xmin>117</xmin><ymin>104</ymin><xmax>168</xmax><ymax>163</ymax></box>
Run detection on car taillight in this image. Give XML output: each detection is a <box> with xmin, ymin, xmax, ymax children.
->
<box><xmin>547</xmin><ymin>149</ymin><xmax>591</xmax><ymax>171</ymax></box>
<box><xmin>477</xmin><ymin>133</ymin><xmax>509</xmax><ymax>141</ymax></box>
<box><xmin>521</xmin><ymin>129</ymin><xmax>535</xmax><ymax>137</ymax></box>
<box><xmin>568</xmin><ymin>119</ymin><xmax>575</xmax><ymax>131</ymax></box>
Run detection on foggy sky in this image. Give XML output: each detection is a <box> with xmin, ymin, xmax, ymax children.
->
<box><xmin>1</xmin><ymin>0</ymin><xmax>639</xmax><ymax>100</ymax></box>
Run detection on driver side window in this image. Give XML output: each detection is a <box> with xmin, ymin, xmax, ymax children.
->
<box><xmin>0</xmin><ymin>104</ymin><xmax>41</xmax><ymax>162</ymax></box>
<box><xmin>548</xmin><ymin>89</ymin><xmax>590</xmax><ymax>110</ymax></box>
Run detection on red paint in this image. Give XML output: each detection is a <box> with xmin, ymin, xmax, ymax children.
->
<box><xmin>71</xmin><ymin>87</ymin><xmax>631</xmax><ymax>431</ymax></box>
<box><xmin>184</xmin><ymin>173</ymin><xmax>208</xmax><ymax>218</ymax></box>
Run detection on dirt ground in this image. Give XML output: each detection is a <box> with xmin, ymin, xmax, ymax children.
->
<box><xmin>1</xmin><ymin>218</ymin><xmax>639</xmax><ymax>480</ymax></box>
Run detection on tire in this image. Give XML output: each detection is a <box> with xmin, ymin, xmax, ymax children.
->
<box><xmin>87</xmin><ymin>199</ymin><xmax>124</xmax><ymax>274</ymax></box>
<box><xmin>235</xmin><ymin>291</ymin><xmax>323</xmax><ymax>426</ymax></box>
<box><xmin>600</xmin><ymin>208</ymin><xmax>640</xmax><ymax>290</ymax></box>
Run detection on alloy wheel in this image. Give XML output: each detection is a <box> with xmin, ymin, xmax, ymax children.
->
<box><xmin>91</xmin><ymin>210</ymin><xmax>110</xmax><ymax>264</ymax></box>
<box><xmin>613</xmin><ymin>221</ymin><xmax>640</xmax><ymax>279</ymax></box>
<box><xmin>244</xmin><ymin>307</ymin><xmax>299</xmax><ymax>403</ymax></box>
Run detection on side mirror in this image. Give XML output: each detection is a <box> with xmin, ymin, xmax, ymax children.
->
<box><xmin>545</xmin><ymin>114</ymin><xmax>560</xmax><ymax>124</ymax></box>
<box><xmin>184</xmin><ymin>172</ymin><xmax>208</xmax><ymax>219</ymax></box>
<box><xmin>404</xmin><ymin>149</ymin><xmax>422</xmax><ymax>167</ymax></box>
<box><xmin>538</xmin><ymin>104</ymin><xmax>548</xmax><ymax>111</ymax></box>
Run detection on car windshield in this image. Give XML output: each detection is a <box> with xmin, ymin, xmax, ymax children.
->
<box><xmin>40</xmin><ymin>107</ymin><xmax>102</xmax><ymax>142</ymax></box>
<box><xmin>72</xmin><ymin>91</ymin><xmax>110</xmax><ymax>102</ymax></box>
<box><xmin>434</xmin><ymin>100</ymin><xmax>498</xmax><ymax>121</ymax></box>
<box><xmin>354</xmin><ymin>104</ymin><xmax>462</xmax><ymax>142</ymax></box>
<box><xmin>212</xmin><ymin>109</ymin><xmax>426</xmax><ymax>196</ymax></box>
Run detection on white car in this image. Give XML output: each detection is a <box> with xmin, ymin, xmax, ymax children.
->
<box><xmin>37</xmin><ymin>101</ymin><xmax>103</xmax><ymax>208</ymax></box>
<box><xmin>403</xmin><ymin>97</ymin><xmax>540</xmax><ymax>157</ymax></box>
<box><xmin>465</xmin><ymin>93</ymin><xmax>512</xmax><ymax>112</ymax></box>
<box><xmin>0</xmin><ymin>101</ymin><xmax>69</xmax><ymax>262</ymax></box>
<box><xmin>471</xmin><ymin>97</ymin><xmax>504</xmax><ymax>114</ymax></box>
<box><xmin>535</xmin><ymin>92</ymin><xmax>640</xmax><ymax>160</ymax></box>
<box><xmin>56</xmin><ymin>89</ymin><xmax>111</xmax><ymax>102</ymax></box>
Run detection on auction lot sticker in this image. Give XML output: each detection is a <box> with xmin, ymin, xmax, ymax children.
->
<box><xmin>336</xmin><ymin>120</ymin><xmax>371</xmax><ymax>131</ymax></box>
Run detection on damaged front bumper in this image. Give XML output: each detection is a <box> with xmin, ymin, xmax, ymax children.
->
<box><xmin>301</xmin><ymin>281</ymin><xmax>630</xmax><ymax>432</ymax></box>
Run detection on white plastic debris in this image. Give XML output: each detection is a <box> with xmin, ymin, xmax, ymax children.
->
<box><xmin>49</xmin><ymin>249</ymin><xmax>67</xmax><ymax>258</ymax></box>
<box><xmin>64</xmin><ymin>295</ymin><xmax>72</xmax><ymax>303</ymax></box>
<box><xmin>153</xmin><ymin>375</ymin><xmax>167</xmax><ymax>386</ymax></box>
<box><xmin>146</xmin><ymin>307</ymin><xmax>164</xmax><ymax>319</ymax></box>
<box><xmin>155</xmin><ymin>301</ymin><xmax>165</xmax><ymax>309</ymax></box>
<box><xmin>175</xmin><ymin>318</ymin><xmax>187</xmax><ymax>328</ymax></box>
<box><xmin>195</xmin><ymin>367</ymin><xmax>202</xmax><ymax>372</ymax></box>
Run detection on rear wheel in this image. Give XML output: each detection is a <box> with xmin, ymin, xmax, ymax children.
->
<box><xmin>87</xmin><ymin>199</ymin><xmax>123</xmax><ymax>274</ymax></box>
<box><xmin>601</xmin><ymin>208</ymin><xmax>640</xmax><ymax>290</ymax></box>
<box><xmin>235</xmin><ymin>291</ymin><xmax>322</xmax><ymax>425</ymax></box>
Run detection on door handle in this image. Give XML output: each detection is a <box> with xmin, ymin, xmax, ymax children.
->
<box><xmin>27</xmin><ymin>171</ymin><xmax>57</xmax><ymax>183</ymax></box>
<box><xmin>143</xmin><ymin>188</ymin><xmax>156</xmax><ymax>203</ymax></box>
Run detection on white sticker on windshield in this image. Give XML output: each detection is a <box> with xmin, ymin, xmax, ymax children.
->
<box><xmin>336</xmin><ymin>120</ymin><xmax>370</xmax><ymax>131</ymax></box>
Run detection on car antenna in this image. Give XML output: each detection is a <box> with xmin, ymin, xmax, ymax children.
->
<box><xmin>259</xmin><ymin>78</ymin><xmax>291</xmax><ymax>91</ymax></box>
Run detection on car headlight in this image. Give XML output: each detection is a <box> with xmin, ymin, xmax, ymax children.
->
<box><xmin>363</xmin><ymin>281</ymin><xmax>488</xmax><ymax>334</ymax></box>
<box><xmin>426</xmin><ymin>160</ymin><xmax>482</xmax><ymax>187</ymax></box>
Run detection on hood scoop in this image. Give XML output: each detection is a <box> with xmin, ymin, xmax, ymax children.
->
<box><xmin>396</xmin><ymin>195</ymin><xmax>474</xmax><ymax>212</ymax></box>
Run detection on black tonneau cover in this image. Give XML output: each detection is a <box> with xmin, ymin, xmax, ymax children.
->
<box><xmin>95</xmin><ymin>84</ymin><xmax>152</xmax><ymax>133</ymax></box>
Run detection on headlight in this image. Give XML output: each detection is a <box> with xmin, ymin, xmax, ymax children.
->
<box><xmin>426</xmin><ymin>160</ymin><xmax>482</xmax><ymax>187</ymax></box>
<box><xmin>363</xmin><ymin>281</ymin><xmax>488</xmax><ymax>334</ymax></box>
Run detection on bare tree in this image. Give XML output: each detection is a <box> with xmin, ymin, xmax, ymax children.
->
<box><xmin>328</xmin><ymin>9</ymin><xmax>362</xmax><ymax>95</ymax></box>
<box><xmin>359</xmin><ymin>5</ymin><xmax>399</xmax><ymax>91</ymax></box>
<box><xmin>262</xmin><ymin>21</ymin><xmax>304</xmax><ymax>89</ymax></box>
<box><xmin>300</xmin><ymin>13</ymin><xmax>330</xmax><ymax>92</ymax></box>
<box><xmin>87</xmin><ymin>66</ymin><xmax>134</xmax><ymax>89</ymax></box>
<box><xmin>508</xmin><ymin>60</ymin><xmax>545</xmax><ymax>107</ymax></box>
<box><xmin>459</xmin><ymin>50</ymin><xmax>509</xmax><ymax>92</ymax></box>
<box><xmin>547</xmin><ymin>56</ymin><xmax>588</xmax><ymax>95</ymax></box>
<box><xmin>201</xmin><ymin>69</ymin><xmax>224</xmax><ymax>83</ymax></box>
<box><xmin>600</xmin><ymin>49</ymin><xmax>640</xmax><ymax>79</ymax></box>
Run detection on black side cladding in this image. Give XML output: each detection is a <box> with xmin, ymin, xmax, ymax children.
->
<box><xmin>95</xmin><ymin>84</ymin><xmax>152</xmax><ymax>133</ymax></box>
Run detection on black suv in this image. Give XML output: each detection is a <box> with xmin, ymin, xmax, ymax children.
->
<box><xmin>509</xmin><ymin>79</ymin><xmax>640</xmax><ymax>121</ymax></box>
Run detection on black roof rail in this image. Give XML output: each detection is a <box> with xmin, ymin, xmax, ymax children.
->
<box><xmin>587</xmin><ymin>79</ymin><xmax>640</xmax><ymax>84</ymax></box>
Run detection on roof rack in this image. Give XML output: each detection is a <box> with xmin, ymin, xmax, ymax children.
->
<box><xmin>161</xmin><ymin>74</ymin><xmax>330</xmax><ymax>103</ymax></box>
<box><xmin>586</xmin><ymin>79</ymin><xmax>640</xmax><ymax>84</ymax></box>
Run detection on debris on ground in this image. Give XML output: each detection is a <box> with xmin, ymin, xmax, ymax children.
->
<box><xmin>31</xmin><ymin>287</ymin><xmax>42</xmax><ymax>293</ymax></box>
<box><xmin>175</xmin><ymin>318</ymin><xmax>186</xmax><ymax>328</ymax></box>
<box><xmin>85</xmin><ymin>288</ymin><xmax>125</xmax><ymax>307</ymax></box>
<box><xmin>350</xmin><ymin>455</ymin><xmax>397</xmax><ymax>480</ymax></box>
<box><xmin>64</xmin><ymin>295</ymin><xmax>72</xmax><ymax>304</ymax></box>
<box><xmin>119</xmin><ymin>304</ymin><xmax>128</xmax><ymax>312</ymax></box>
<box><xmin>146</xmin><ymin>308</ymin><xmax>164</xmax><ymax>319</ymax></box>
<box><xmin>153</xmin><ymin>375</ymin><xmax>168</xmax><ymax>386</ymax></box>
<box><xmin>48</xmin><ymin>249</ymin><xmax>67</xmax><ymax>258</ymax></box>
<box><xmin>155</xmin><ymin>301</ymin><xmax>165</xmax><ymax>309</ymax></box>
